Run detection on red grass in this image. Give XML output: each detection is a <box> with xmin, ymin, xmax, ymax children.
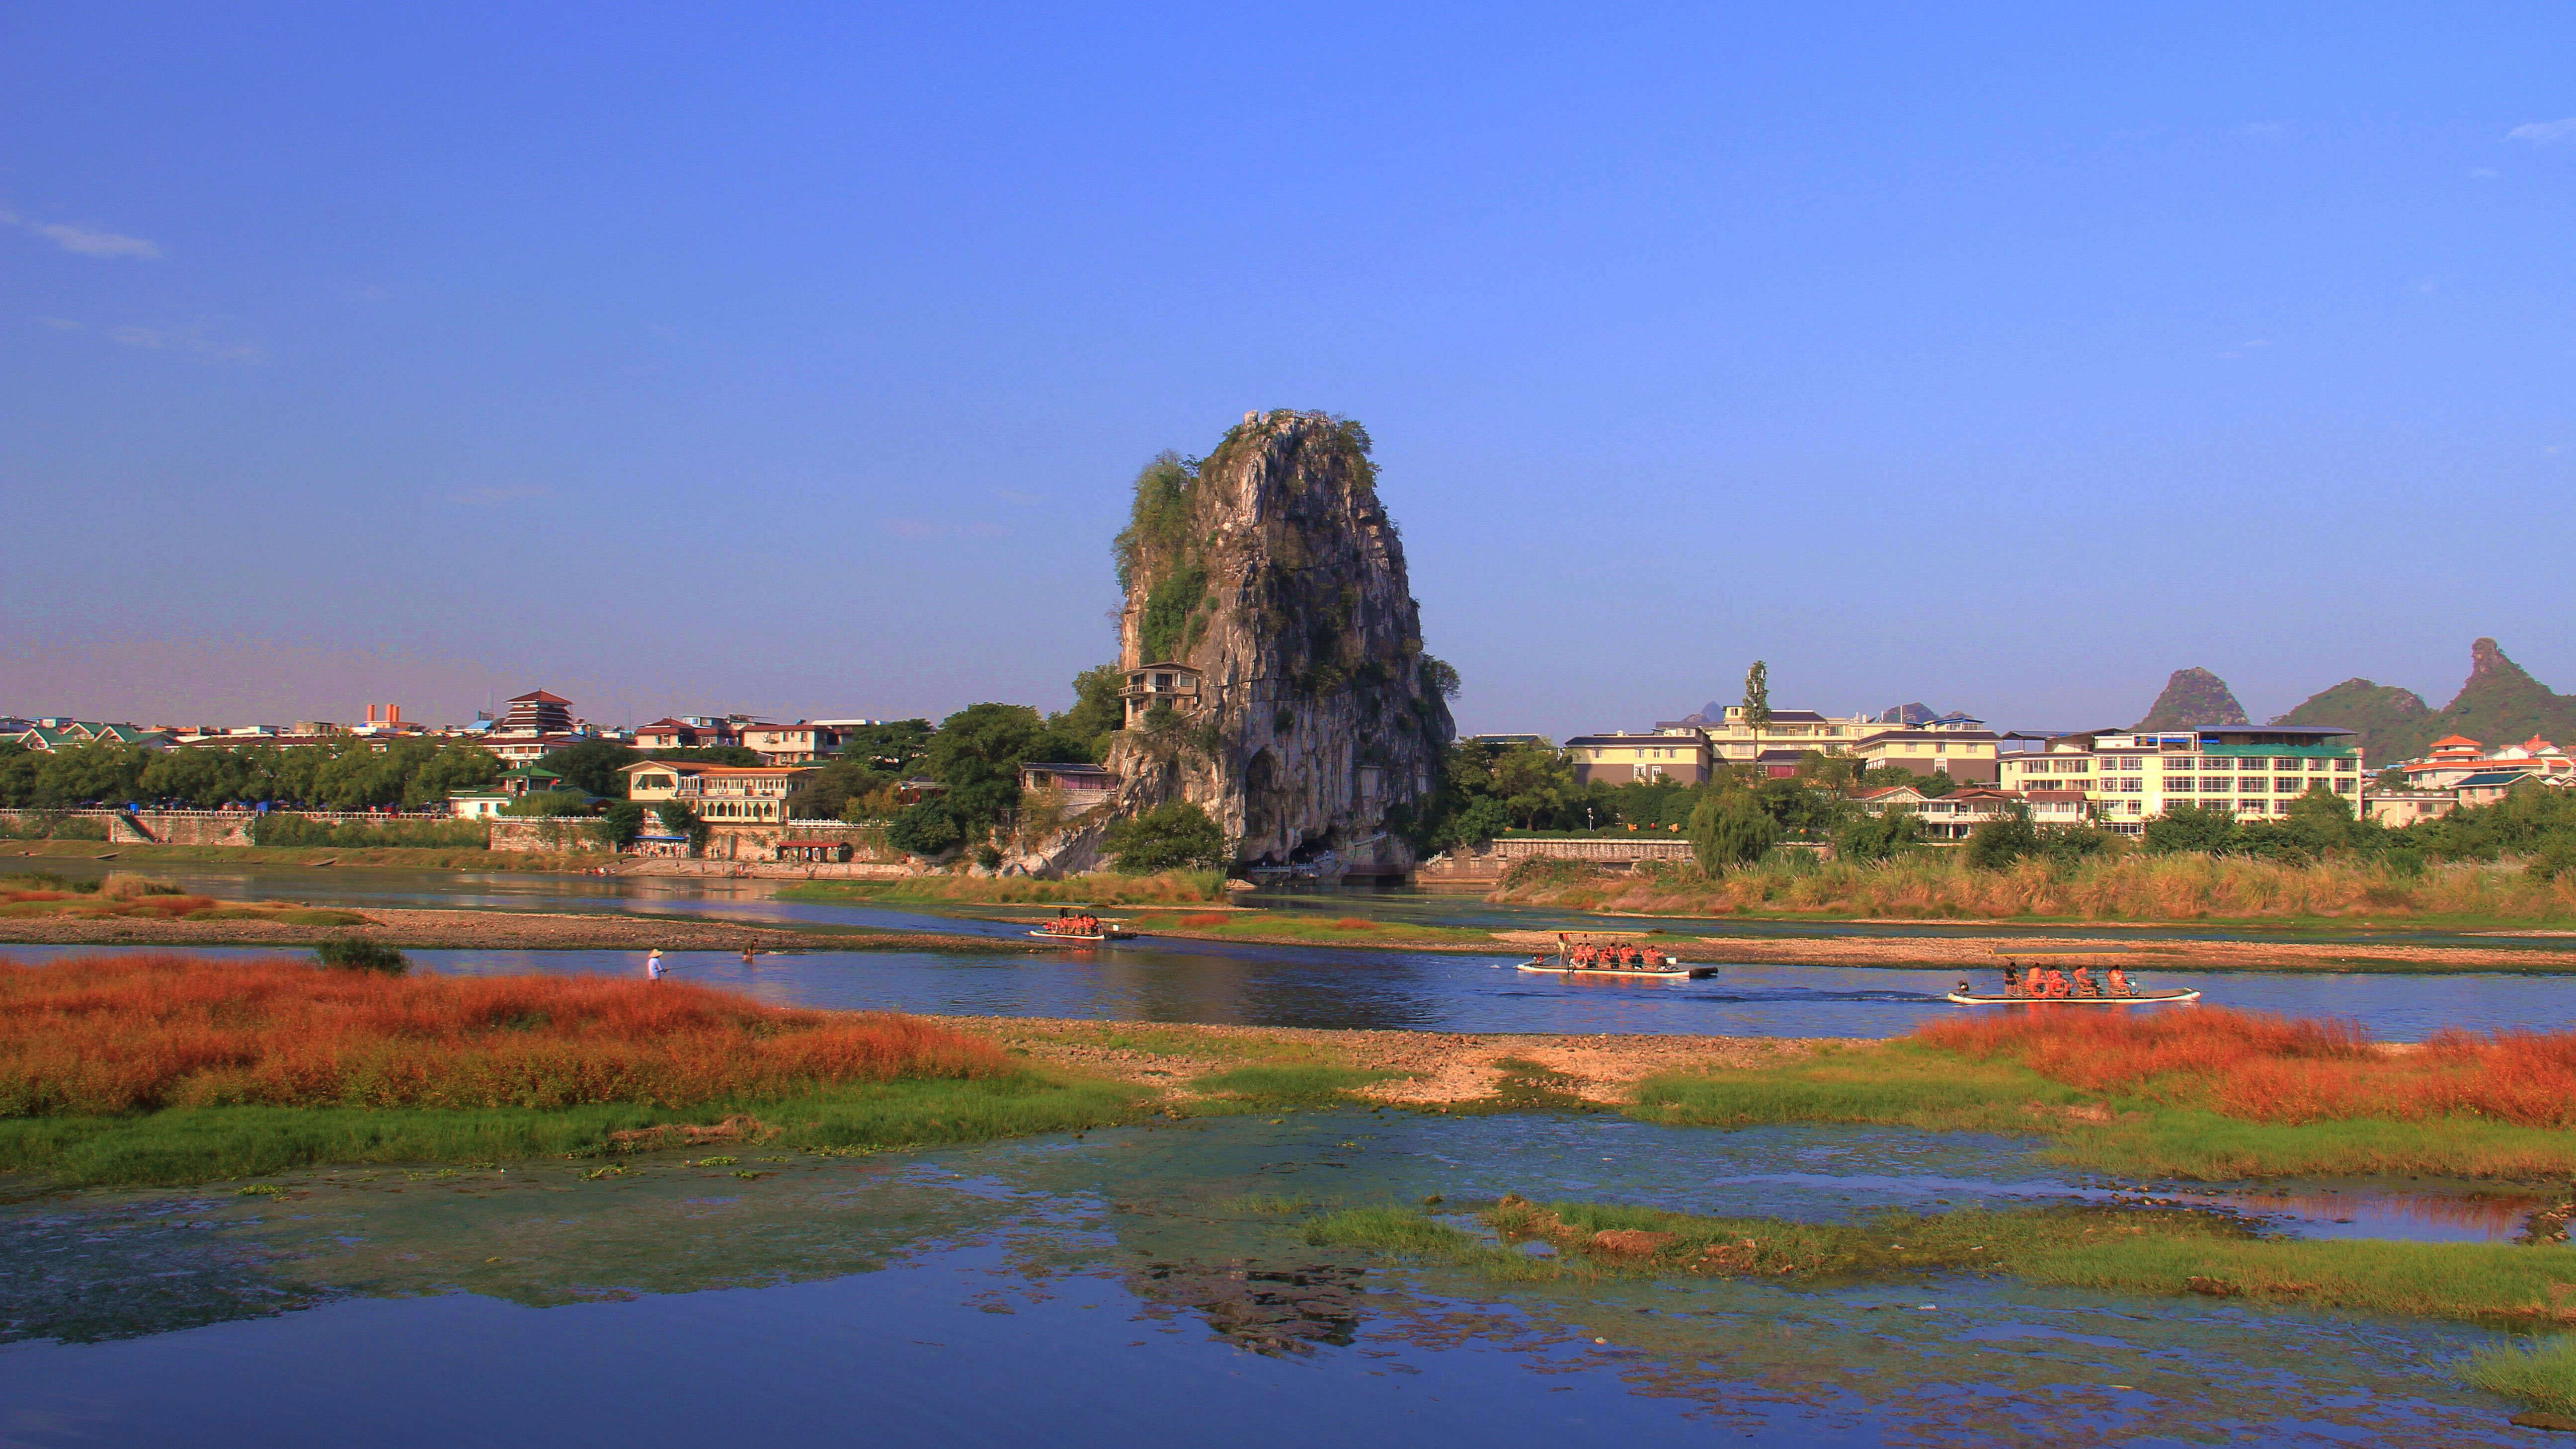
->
<box><xmin>1329</xmin><ymin>917</ymin><xmax>1378</xmax><ymax>930</ymax></box>
<box><xmin>1916</xmin><ymin>1007</ymin><xmax>2576</xmax><ymax>1128</ymax></box>
<box><xmin>1175</xmin><ymin>913</ymin><xmax>1230</xmax><ymax>928</ymax></box>
<box><xmin>0</xmin><ymin>952</ymin><xmax>1010</xmax><ymax>1115</ymax></box>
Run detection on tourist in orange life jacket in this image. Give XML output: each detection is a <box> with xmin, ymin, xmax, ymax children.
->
<box><xmin>2106</xmin><ymin>966</ymin><xmax>2131</xmax><ymax>997</ymax></box>
<box><xmin>2071</xmin><ymin>964</ymin><xmax>2095</xmax><ymax>997</ymax></box>
<box><xmin>2043</xmin><ymin>967</ymin><xmax>2070</xmax><ymax>998</ymax></box>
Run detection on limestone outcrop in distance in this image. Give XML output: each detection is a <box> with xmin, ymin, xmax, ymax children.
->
<box><xmin>1101</xmin><ymin>410</ymin><xmax>1454</xmax><ymax>876</ymax></box>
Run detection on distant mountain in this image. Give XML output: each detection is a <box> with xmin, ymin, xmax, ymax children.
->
<box><xmin>2135</xmin><ymin>668</ymin><xmax>2249</xmax><ymax>730</ymax></box>
<box><xmin>2278</xmin><ymin>638</ymin><xmax>2576</xmax><ymax>764</ymax></box>
<box><xmin>2269</xmin><ymin>679</ymin><xmax>2430</xmax><ymax>762</ymax></box>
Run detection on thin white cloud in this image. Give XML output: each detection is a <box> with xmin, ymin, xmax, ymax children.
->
<box><xmin>2507</xmin><ymin>118</ymin><xmax>2576</xmax><ymax>143</ymax></box>
<box><xmin>29</xmin><ymin>221</ymin><xmax>160</xmax><ymax>258</ymax></box>
<box><xmin>109</xmin><ymin>322</ymin><xmax>265</xmax><ymax>364</ymax></box>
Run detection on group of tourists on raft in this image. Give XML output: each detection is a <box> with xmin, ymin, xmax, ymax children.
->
<box><xmin>1037</xmin><ymin>913</ymin><xmax>1106</xmax><ymax>937</ymax></box>
<box><xmin>1565</xmin><ymin>940</ymin><xmax>1672</xmax><ymax>970</ymax></box>
<box><xmin>1998</xmin><ymin>963</ymin><xmax>2134</xmax><ymax>998</ymax></box>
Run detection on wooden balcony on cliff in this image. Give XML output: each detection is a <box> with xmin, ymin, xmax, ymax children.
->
<box><xmin>1122</xmin><ymin>662</ymin><xmax>1204</xmax><ymax>727</ymax></box>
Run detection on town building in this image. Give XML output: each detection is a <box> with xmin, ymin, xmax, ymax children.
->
<box><xmin>1018</xmin><ymin>762</ymin><xmax>1119</xmax><ymax>810</ymax></box>
<box><xmin>1122</xmin><ymin>662</ymin><xmax>1203</xmax><ymax>727</ymax></box>
<box><xmin>502</xmin><ymin>690</ymin><xmax>575</xmax><ymax>734</ymax></box>
<box><xmin>741</xmin><ymin>723</ymin><xmax>844</xmax><ymax>765</ymax></box>
<box><xmin>1998</xmin><ymin>725</ymin><xmax>2364</xmax><ymax>833</ymax></box>
<box><xmin>2454</xmin><ymin>770</ymin><xmax>2541</xmax><ymax>808</ymax></box>
<box><xmin>2398</xmin><ymin>735</ymin><xmax>2575</xmax><ymax>790</ymax></box>
<box><xmin>1849</xmin><ymin>784</ymin><xmax>2022</xmax><ymax>840</ymax></box>
<box><xmin>2365</xmin><ymin>790</ymin><xmax>2458</xmax><ymax>828</ymax></box>
<box><xmin>484</xmin><ymin>732</ymin><xmax>586</xmax><ymax>768</ymax></box>
<box><xmin>620</xmin><ymin>760</ymin><xmax>817</xmax><ymax>822</ymax></box>
<box><xmin>632</xmin><ymin>717</ymin><xmax>739</xmax><ymax>751</ymax></box>
<box><xmin>1846</xmin><ymin>727</ymin><xmax>2004</xmax><ymax>785</ymax></box>
<box><xmin>4</xmin><ymin>721</ymin><xmax>172</xmax><ymax>752</ymax></box>
<box><xmin>1564</xmin><ymin>732</ymin><xmax>1713</xmax><ymax>786</ymax></box>
<box><xmin>1658</xmin><ymin>706</ymin><xmax>1879</xmax><ymax>772</ymax></box>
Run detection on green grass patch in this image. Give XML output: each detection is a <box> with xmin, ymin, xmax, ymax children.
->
<box><xmin>1311</xmin><ymin>1195</ymin><xmax>2576</xmax><ymax>1329</ymax></box>
<box><xmin>1630</xmin><ymin>1042</ymin><xmax>2576</xmax><ymax>1181</ymax></box>
<box><xmin>1190</xmin><ymin>1064</ymin><xmax>1399</xmax><ymax>1105</ymax></box>
<box><xmin>2463</xmin><ymin>1337</ymin><xmax>2576</xmax><ymax>1418</ymax></box>
<box><xmin>0</xmin><ymin>1074</ymin><xmax>1146</xmax><ymax>1189</ymax></box>
<box><xmin>1303</xmin><ymin>1205</ymin><xmax>1486</xmax><ymax>1254</ymax></box>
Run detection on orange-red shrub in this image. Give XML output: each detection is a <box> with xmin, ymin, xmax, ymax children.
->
<box><xmin>1916</xmin><ymin>1007</ymin><xmax>2576</xmax><ymax>1128</ymax></box>
<box><xmin>1330</xmin><ymin>918</ymin><xmax>1378</xmax><ymax>930</ymax></box>
<box><xmin>0</xmin><ymin>952</ymin><xmax>1009</xmax><ymax>1115</ymax></box>
<box><xmin>1175</xmin><ymin>913</ymin><xmax>1230</xmax><ymax>928</ymax></box>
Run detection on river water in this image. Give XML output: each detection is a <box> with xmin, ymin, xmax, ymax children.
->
<box><xmin>1</xmin><ymin>1111</ymin><xmax>2563</xmax><ymax>1448</ymax></box>
<box><xmin>9</xmin><ymin>860</ymin><xmax>2576</xmax><ymax>1039</ymax></box>
<box><xmin>8</xmin><ymin>861</ymin><xmax>2575</xmax><ymax>1442</ymax></box>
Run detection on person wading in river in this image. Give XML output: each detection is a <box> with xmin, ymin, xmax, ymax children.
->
<box><xmin>646</xmin><ymin>948</ymin><xmax>666</xmax><ymax>983</ymax></box>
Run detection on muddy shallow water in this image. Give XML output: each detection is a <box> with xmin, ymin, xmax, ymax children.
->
<box><xmin>0</xmin><ymin>1112</ymin><xmax>2560</xmax><ymax>1447</ymax></box>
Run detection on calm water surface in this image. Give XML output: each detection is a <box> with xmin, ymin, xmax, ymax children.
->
<box><xmin>16</xmin><ymin>933</ymin><xmax>2573</xmax><ymax>1042</ymax></box>
<box><xmin>0</xmin><ymin>1113</ymin><xmax>2558</xmax><ymax>1448</ymax></box>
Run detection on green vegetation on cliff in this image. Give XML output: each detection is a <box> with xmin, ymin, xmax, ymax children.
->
<box><xmin>2274</xmin><ymin>638</ymin><xmax>2576</xmax><ymax>764</ymax></box>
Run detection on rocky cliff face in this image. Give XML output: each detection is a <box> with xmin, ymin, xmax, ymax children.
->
<box><xmin>1098</xmin><ymin>410</ymin><xmax>1454</xmax><ymax>875</ymax></box>
<box><xmin>2134</xmin><ymin>667</ymin><xmax>2249</xmax><ymax>730</ymax></box>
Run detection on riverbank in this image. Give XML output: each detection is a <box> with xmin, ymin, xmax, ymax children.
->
<box><xmin>1</xmin><ymin>838</ymin><xmax>602</xmax><ymax>872</ymax></box>
<box><xmin>0</xmin><ymin>904</ymin><xmax>1037</xmax><ymax>955</ymax></box>
<box><xmin>1493</xmin><ymin>852</ymin><xmax>2576</xmax><ymax>928</ymax></box>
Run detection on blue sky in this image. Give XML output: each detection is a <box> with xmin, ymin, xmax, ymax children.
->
<box><xmin>4</xmin><ymin>4</ymin><xmax>2573</xmax><ymax>738</ymax></box>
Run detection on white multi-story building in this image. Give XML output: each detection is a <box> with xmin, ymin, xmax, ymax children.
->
<box><xmin>1999</xmin><ymin>725</ymin><xmax>2363</xmax><ymax>834</ymax></box>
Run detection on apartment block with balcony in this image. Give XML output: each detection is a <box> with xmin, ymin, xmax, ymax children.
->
<box><xmin>1999</xmin><ymin>725</ymin><xmax>2363</xmax><ymax>833</ymax></box>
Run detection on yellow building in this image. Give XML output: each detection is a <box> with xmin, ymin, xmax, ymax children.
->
<box><xmin>1564</xmin><ymin>732</ymin><xmax>1713</xmax><ymax>786</ymax></box>
<box><xmin>1999</xmin><ymin>726</ymin><xmax>2362</xmax><ymax>834</ymax></box>
<box><xmin>620</xmin><ymin>760</ymin><xmax>817</xmax><ymax>822</ymax></box>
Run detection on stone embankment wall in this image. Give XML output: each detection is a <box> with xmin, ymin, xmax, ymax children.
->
<box><xmin>0</xmin><ymin>808</ymin><xmax>426</xmax><ymax>849</ymax></box>
<box><xmin>1416</xmin><ymin>835</ymin><xmax>1697</xmax><ymax>884</ymax></box>
<box><xmin>484</xmin><ymin>819</ymin><xmax>608</xmax><ymax>854</ymax></box>
<box><xmin>699</xmin><ymin>821</ymin><xmax>901</xmax><ymax>863</ymax></box>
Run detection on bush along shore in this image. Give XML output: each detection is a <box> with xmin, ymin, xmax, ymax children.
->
<box><xmin>1494</xmin><ymin>851</ymin><xmax>2576</xmax><ymax>926</ymax></box>
<box><xmin>0</xmin><ymin>952</ymin><xmax>1144</xmax><ymax>1187</ymax></box>
<box><xmin>1637</xmin><ymin>1007</ymin><xmax>2576</xmax><ymax>1181</ymax></box>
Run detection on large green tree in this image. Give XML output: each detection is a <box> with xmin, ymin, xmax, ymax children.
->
<box><xmin>1101</xmin><ymin>802</ymin><xmax>1228</xmax><ymax>874</ymax></box>
<box><xmin>539</xmin><ymin>740</ymin><xmax>640</xmax><ymax>798</ymax></box>
<box><xmin>1690</xmin><ymin>790</ymin><xmax>1777</xmax><ymax>872</ymax></box>
<box><xmin>925</xmin><ymin>703</ymin><xmax>1091</xmax><ymax>836</ymax></box>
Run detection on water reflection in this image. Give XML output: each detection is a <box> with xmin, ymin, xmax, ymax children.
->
<box><xmin>0</xmin><ymin>1113</ymin><xmax>2555</xmax><ymax>1447</ymax></box>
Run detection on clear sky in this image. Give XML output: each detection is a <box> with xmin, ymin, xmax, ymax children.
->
<box><xmin>5</xmin><ymin>4</ymin><xmax>2573</xmax><ymax>738</ymax></box>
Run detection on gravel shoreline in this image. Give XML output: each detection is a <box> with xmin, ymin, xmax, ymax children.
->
<box><xmin>941</xmin><ymin>1014</ymin><xmax>1819</xmax><ymax>1106</ymax></box>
